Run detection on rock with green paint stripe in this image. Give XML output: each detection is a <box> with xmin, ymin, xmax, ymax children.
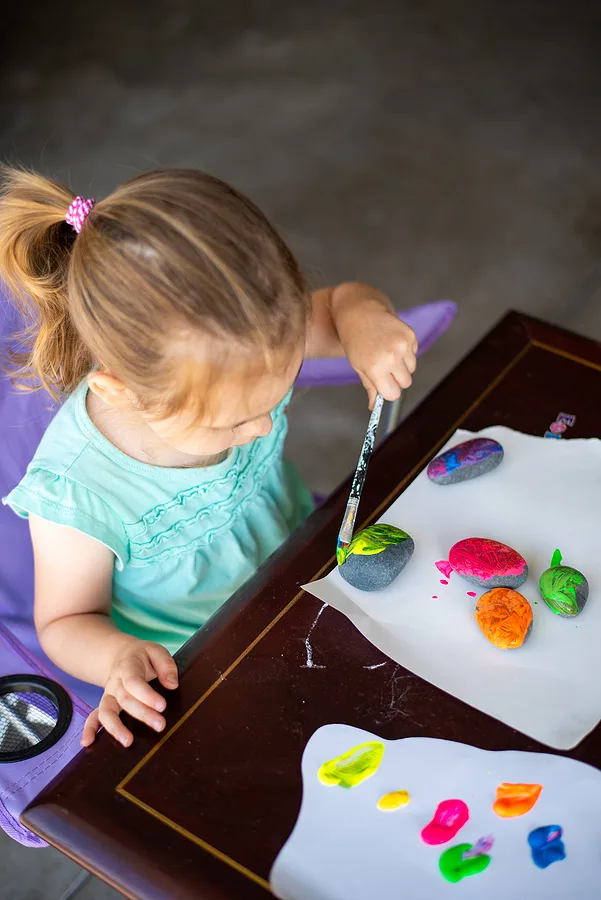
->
<box><xmin>338</xmin><ymin>524</ymin><xmax>414</xmax><ymax>591</ymax></box>
<box><xmin>539</xmin><ymin>565</ymin><xmax>588</xmax><ymax>617</ymax></box>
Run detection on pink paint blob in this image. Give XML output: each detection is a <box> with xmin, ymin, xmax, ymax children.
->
<box><xmin>421</xmin><ymin>799</ymin><xmax>470</xmax><ymax>845</ymax></box>
<box><xmin>440</xmin><ymin>579</ymin><xmax>448</xmax><ymax>585</ymax></box>
<box><xmin>432</xmin><ymin>595</ymin><xmax>438</xmax><ymax>599</ymax></box>
<box><xmin>467</xmin><ymin>591</ymin><xmax>477</xmax><ymax>597</ymax></box>
<box><xmin>435</xmin><ymin>560</ymin><xmax>453</xmax><ymax>579</ymax></box>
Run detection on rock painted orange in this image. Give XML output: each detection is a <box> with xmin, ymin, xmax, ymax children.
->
<box><xmin>475</xmin><ymin>588</ymin><xmax>532</xmax><ymax>650</ymax></box>
<box><xmin>493</xmin><ymin>782</ymin><xmax>543</xmax><ymax>817</ymax></box>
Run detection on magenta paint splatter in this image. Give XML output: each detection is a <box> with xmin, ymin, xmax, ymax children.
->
<box><xmin>432</xmin><ymin>595</ymin><xmax>438</xmax><ymax>599</ymax></box>
<box><xmin>436</xmin><ymin>560</ymin><xmax>453</xmax><ymax>579</ymax></box>
<box><xmin>440</xmin><ymin>579</ymin><xmax>448</xmax><ymax>585</ymax></box>
<box><xmin>421</xmin><ymin>799</ymin><xmax>470</xmax><ymax>845</ymax></box>
<box><xmin>467</xmin><ymin>591</ymin><xmax>477</xmax><ymax>597</ymax></box>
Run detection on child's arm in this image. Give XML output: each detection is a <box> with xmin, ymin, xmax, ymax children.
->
<box><xmin>307</xmin><ymin>282</ymin><xmax>418</xmax><ymax>408</ymax></box>
<box><xmin>30</xmin><ymin>514</ymin><xmax>178</xmax><ymax>747</ymax></box>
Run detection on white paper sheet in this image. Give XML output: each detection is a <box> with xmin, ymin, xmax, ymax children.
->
<box><xmin>270</xmin><ymin>724</ymin><xmax>601</xmax><ymax>900</ymax></box>
<box><xmin>304</xmin><ymin>427</ymin><xmax>601</xmax><ymax>749</ymax></box>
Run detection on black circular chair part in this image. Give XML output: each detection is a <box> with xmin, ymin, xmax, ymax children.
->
<box><xmin>0</xmin><ymin>674</ymin><xmax>72</xmax><ymax>763</ymax></box>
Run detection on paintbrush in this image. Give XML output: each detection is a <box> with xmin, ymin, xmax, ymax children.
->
<box><xmin>336</xmin><ymin>392</ymin><xmax>385</xmax><ymax>564</ymax></box>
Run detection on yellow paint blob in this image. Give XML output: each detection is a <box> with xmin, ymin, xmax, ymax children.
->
<box><xmin>318</xmin><ymin>741</ymin><xmax>384</xmax><ymax>789</ymax></box>
<box><xmin>377</xmin><ymin>790</ymin><xmax>410</xmax><ymax>811</ymax></box>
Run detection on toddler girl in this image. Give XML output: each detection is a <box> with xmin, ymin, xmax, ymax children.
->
<box><xmin>0</xmin><ymin>167</ymin><xmax>416</xmax><ymax>746</ymax></box>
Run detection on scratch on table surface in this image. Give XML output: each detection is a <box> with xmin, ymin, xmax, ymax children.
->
<box><xmin>373</xmin><ymin>663</ymin><xmax>417</xmax><ymax>725</ymax></box>
<box><xmin>303</xmin><ymin>603</ymin><xmax>328</xmax><ymax>668</ymax></box>
<box><xmin>363</xmin><ymin>661</ymin><xmax>387</xmax><ymax>670</ymax></box>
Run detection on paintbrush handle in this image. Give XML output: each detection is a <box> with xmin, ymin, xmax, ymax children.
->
<box><xmin>338</xmin><ymin>393</ymin><xmax>384</xmax><ymax>546</ymax></box>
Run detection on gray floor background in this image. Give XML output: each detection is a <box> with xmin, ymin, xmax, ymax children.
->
<box><xmin>1</xmin><ymin>0</ymin><xmax>601</xmax><ymax>896</ymax></box>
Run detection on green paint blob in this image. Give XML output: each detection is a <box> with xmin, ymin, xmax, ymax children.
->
<box><xmin>439</xmin><ymin>844</ymin><xmax>491</xmax><ymax>883</ymax></box>
<box><xmin>338</xmin><ymin>524</ymin><xmax>410</xmax><ymax>566</ymax></box>
<box><xmin>318</xmin><ymin>741</ymin><xmax>384</xmax><ymax>789</ymax></box>
<box><xmin>550</xmin><ymin>548</ymin><xmax>563</xmax><ymax>568</ymax></box>
<box><xmin>539</xmin><ymin>565</ymin><xmax>586</xmax><ymax>617</ymax></box>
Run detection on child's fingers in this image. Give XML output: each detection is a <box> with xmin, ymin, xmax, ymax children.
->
<box><xmin>117</xmin><ymin>689</ymin><xmax>166</xmax><ymax>733</ymax></box>
<box><xmin>386</xmin><ymin>353</ymin><xmax>414</xmax><ymax>391</ymax></box>
<box><xmin>404</xmin><ymin>348</ymin><xmax>417</xmax><ymax>375</ymax></box>
<box><xmin>98</xmin><ymin>694</ymin><xmax>134</xmax><ymax>747</ymax></box>
<box><xmin>372</xmin><ymin>370</ymin><xmax>403</xmax><ymax>401</ymax></box>
<box><xmin>146</xmin><ymin>644</ymin><xmax>179</xmax><ymax>690</ymax></box>
<box><xmin>81</xmin><ymin>708</ymin><xmax>101</xmax><ymax>747</ymax></box>
<box><xmin>124</xmin><ymin>675</ymin><xmax>167</xmax><ymax>712</ymax></box>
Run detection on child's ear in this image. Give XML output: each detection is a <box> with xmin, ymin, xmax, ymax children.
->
<box><xmin>87</xmin><ymin>371</ymin><xmax>132</xmax><ymax>409</ymax></box>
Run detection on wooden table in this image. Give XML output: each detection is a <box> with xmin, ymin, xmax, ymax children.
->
<box><xmin>22</xmin><ymin>312</ymin><xmax>601</xmax><ymax>899</ymax></box>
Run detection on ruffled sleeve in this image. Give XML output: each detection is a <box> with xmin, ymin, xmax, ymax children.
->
<box><xmin>3</xmin><ymin>467</ymin><xmax>129</xmax><ymax>570</ymax></box>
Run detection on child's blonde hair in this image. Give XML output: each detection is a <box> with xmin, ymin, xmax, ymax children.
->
<box><xmin>0</xmin><ymin>166</ymin><xmax>309</xmax><ymax>420</ymax></box>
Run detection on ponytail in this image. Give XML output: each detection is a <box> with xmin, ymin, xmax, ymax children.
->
<box><xmin>0</xmin><ymin>166</ymin><xmax>91</xmax><ymax>398</ymax></box>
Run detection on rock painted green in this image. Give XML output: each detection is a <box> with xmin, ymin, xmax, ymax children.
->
<box><xmin>539</xmin><ymin>565</ymin><xmax>588</xmax><ymax>617</ymax></box>
<box><xmin>317</xmin><ymin>741</ymin><xmax>384</xmax><ymax>789</ymax></box>
<box><xmin>337</xmin><ymin>523</ymin><xmax>411</xmax><ymax>566</ymax></box>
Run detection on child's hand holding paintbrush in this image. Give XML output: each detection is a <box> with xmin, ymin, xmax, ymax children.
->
<box><xmin>308</xmin><ymin>282</ymin><xmax>418</xmax><ymax>409</ymax></box>
<box><xmin>306</xmin><ymin>282</ymin><xmax>418</xmax><ymax>558</ymax></box>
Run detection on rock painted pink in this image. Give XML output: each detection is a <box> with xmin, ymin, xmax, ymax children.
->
<box><xmin>447</xmin><ymin>538</ymin><xmax>528</xmax><ymax>588</ymax></box>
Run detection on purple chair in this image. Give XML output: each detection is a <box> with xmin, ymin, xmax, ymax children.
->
<box><xmin>0</xmin><ymin>296</ymin><xmax>457</xmax><ymax>848</ymax></box>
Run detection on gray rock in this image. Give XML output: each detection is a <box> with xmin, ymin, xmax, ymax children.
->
<box><xmin>338</xmin><ymin>525</ymin><xmax>414</xmax><ymax>592</ymax></box>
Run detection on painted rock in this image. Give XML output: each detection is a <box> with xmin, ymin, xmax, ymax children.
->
<box><xmin>338</xmin><ymin>524</ymin><xmax>414</xmax><ymax>592</ymax></box>
<box><xmin>475</xmin><ymin>588</ymin><xmax>533</xmax><ymax>649</ymax></box>
<box><xmin>427</xmin><ymin>438</ymin><xmax>503</xmax><ymax>486</ymax></box>
<box><xmin>539</xmin><ymin>565</ymin><xmax>588</xmax><ymax>617</ymax></box>
<box><xmin>448</xmin><ymin>537</ymin><xmax>528</xmax><ymax>588</ymax></box>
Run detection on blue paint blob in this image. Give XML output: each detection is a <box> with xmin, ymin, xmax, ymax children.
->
<box><xmin>528</xmin><ymin>825</ymin><xmax>566</xmax><ymax>869</ymax></box>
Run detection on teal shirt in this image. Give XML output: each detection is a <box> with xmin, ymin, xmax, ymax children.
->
<box><xmin>3</xmin><ymin>381</ymin><xmax>313</xmax><ymax>654</ymax></box>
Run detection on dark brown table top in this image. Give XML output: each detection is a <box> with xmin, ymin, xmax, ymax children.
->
<box><xmin>23</xmin><ymin>312</ymin><xmax>601</xmax><ymax>899</ymax></box>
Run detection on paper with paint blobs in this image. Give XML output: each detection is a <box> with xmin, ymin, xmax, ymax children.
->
<box><xmin>304</xmin><ymin>427</ymin><xmax>601</xmax><ymax>749</ymax></box>
<box><xmin>270</xmin><ymin>724</ymin><xmax>601</xmax><ymax>900</ymax></box>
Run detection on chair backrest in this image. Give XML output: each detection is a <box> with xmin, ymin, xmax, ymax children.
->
<box><xmin>0</xmin><ymin>300</ymin><xmax>99</xmax><ymax>702</ymax></box>
<box><xmin>0</xmin><ymin>299</ymin><xmax>98</xmax><ymax>847</ymax></box>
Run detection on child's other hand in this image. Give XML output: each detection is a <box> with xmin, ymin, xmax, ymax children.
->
<box><xmin>335</xmin><ymin>290</ymin><xmax>418</xmax><ymax>409</ymax></box>
<box><xmin>81</xmin><ymin>640</ymin><xmax>178</xmax><ymax>748</ymax></box>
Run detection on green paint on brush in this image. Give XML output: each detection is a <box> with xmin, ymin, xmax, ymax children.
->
<box><xmin>318</xmin><ymin>741</ymin><xmax>384</xmax><ymax>789</ymax></box>
<box><xmin>539</xmin><ymin>565</ymin><xmax>585</xmax><ymax>616</ymax></box>
<box><xmin>337</xmin><ymin>524</ymin><xmax>410</xmax><ymax>566</ymax></box>
<box><xmin>439</xmin><ymin>844</ymin><xmax>491</xmax><ymax>883</ymax></box>
<box><xmin>550</xmin><ymin>548</ymin><xmax>563</xmax><ymax>568</ymax></box>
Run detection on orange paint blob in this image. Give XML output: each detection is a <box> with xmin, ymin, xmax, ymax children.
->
<box><xmin>475</xmin><ymin>588</ymin><xmax>532</xmax><ymax>650</ymax></box>
<box><xmin>493</xmin><ymin>782</ymin><xmax>543</xmax><ymax>817</ymax></box>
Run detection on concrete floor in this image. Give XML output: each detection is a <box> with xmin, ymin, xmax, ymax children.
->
<box><xmin>1</xmin><ymin>0</ymin><xmax>601</xmax><ymax>896</ymax></box>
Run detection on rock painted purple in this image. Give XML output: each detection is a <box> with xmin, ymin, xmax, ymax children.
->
<box><xmin>427</xmin><ymin>438</ymin><xmax>504</xmax><ymax>486</ymax></box>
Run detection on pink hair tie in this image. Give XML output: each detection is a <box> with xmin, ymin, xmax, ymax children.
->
<box><xmin>65</xmin><ymin>196</ymin><xmax>96</xmax><ymax>234</ymax></box>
